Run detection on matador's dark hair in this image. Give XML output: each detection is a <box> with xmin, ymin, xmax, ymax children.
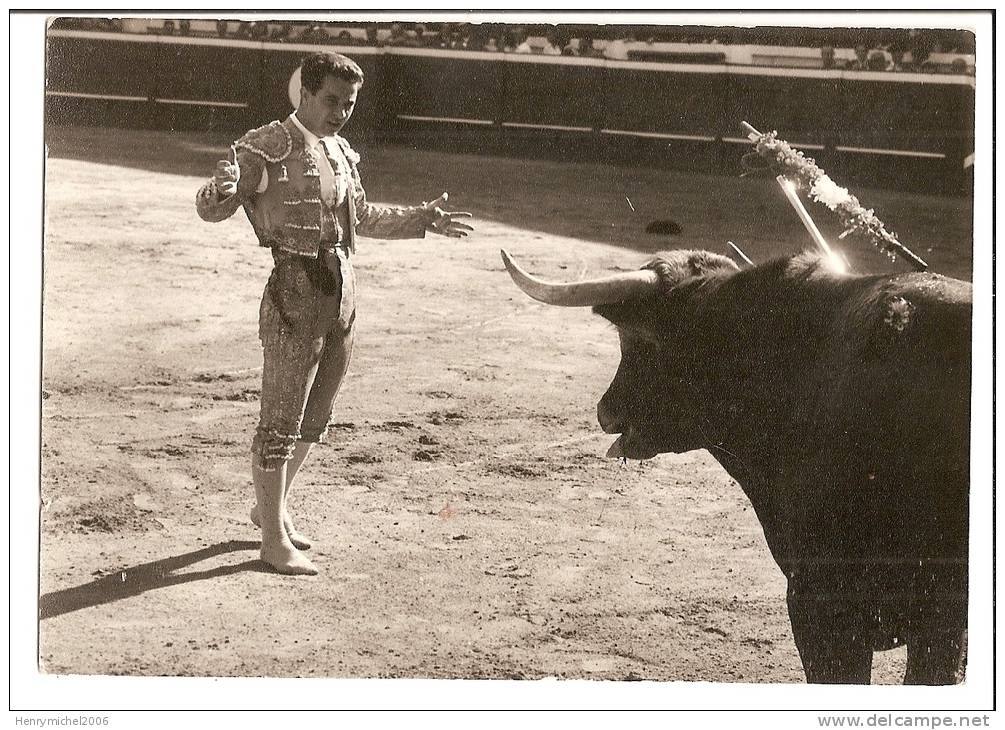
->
<box><xmin>300</xmin><ymin>52</ymin><xmax>365</xmax><ymax>92</ymax></box>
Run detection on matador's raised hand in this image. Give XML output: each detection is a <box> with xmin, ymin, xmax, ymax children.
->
<box><xmin>213</xmin><ymin>160</ymin><xmax>240</xmax><ymax>198</ymax></box>
<box><xmin>212</xmin><ymin>145</ymin><xmax>241</xmax><ymax>199</ymax></box>
<box><xmin>422</xmin><ymin>192</ymin><xmax>474</xmax><ymax>238</ymax></box>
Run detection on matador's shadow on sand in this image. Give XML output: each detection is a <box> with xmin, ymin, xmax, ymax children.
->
<box><xmin>39</xmin><ymin>540</ymin><xmax>267</xmax><ymax>620</ymax></box>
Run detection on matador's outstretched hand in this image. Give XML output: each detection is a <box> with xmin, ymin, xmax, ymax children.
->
<box><xmin>422</xmin><ymin>192</ymin><xmax>474</xmax><ymax>238</ymax></box>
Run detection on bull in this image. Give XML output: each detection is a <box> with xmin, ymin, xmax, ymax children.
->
<box><xmin>502</xmin><ymin>247</ymin><xmax>971</xmax><ymax>685</ymax></box>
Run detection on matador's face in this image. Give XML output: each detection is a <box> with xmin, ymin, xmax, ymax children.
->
<box><xmin>299</xmin><ymin>75</ymin><xmax>360</xmax><ymax>138</ymax></box>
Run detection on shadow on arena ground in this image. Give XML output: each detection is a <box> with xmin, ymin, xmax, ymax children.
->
<box><xmin>39</xmin><ymin>540</ymin><xmax>266</xmax><ymax>620</ymax></box>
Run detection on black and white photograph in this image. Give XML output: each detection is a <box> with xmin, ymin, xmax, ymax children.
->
<box><xmin>11</xmin><ymin>8</ymin><xmax>995</xmax><ymax>720</ymax></box>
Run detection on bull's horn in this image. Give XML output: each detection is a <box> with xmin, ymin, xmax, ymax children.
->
<box><xmin>500</xmin><ymin>249</ymin><xmax>660</xmax><ymax>307</ymax></box>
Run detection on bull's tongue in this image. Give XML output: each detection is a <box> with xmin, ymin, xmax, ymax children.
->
<box><xmin>607</xmin><ymin>432</ymin><xmax>661</xmax><ymax>460</ymax></box>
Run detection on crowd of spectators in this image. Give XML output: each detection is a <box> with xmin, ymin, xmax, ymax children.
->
<box><xmin>50</xmin><ymin>18</ymin><xmax>975</xmax><ymax>74</ymax></box>
<box><xmin>820</xmin><ymin>30</ymin><xmax>973</xmax><ymax>75</ymax></box>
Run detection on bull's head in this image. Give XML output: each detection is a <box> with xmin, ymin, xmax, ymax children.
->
<box><xmin>501</xmin><ymin>249</ymin><xmax>740</xmax><ymax>460</ymax></box>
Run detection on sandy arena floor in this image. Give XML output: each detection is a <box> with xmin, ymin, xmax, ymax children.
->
<box><xmin>37</xmin><ymin>126</ymin><xmax>973</xmax><ymax>681</ymax></box>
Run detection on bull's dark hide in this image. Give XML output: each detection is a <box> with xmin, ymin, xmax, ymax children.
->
<box><xmin>593</xmin><ymin>251</ymin><xmax>971</xmax><ymax>685</ymax></box>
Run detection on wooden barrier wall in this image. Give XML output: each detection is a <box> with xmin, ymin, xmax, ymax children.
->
<box><xmin>45</xmin><ymin>30</ymin><xmax>976</xmax><ymax>192</ymax></box>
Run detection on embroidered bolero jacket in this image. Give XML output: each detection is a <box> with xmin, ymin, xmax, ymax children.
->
<box><xmin>196</xmin><ymin>117</ymin><xmax>430</xmax><ymax>256</ymax></box>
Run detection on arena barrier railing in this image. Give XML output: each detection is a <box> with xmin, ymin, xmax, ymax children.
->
<box><xmin>44</xmin><ymin>29</ymin><xmax>976</xmax><ymax>192</ymax></box>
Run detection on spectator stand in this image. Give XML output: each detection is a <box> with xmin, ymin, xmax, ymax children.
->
<box><xmin>44</xmin><ymin>22</ymin><xmax>976</xmax><ymax>193</ymax></box>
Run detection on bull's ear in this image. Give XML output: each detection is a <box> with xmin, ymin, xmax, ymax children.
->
<box><xmin>592</xmin><ymin>301</ymin><xmax>663</xmax><ymax>344</ymax></box>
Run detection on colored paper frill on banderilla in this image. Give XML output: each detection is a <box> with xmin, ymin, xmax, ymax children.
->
<box><xmin>740</xmin><ymin>122</ymin><xmax>928</xmax><ymax>272</ymax></box>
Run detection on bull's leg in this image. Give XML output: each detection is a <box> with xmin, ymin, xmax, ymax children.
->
<box><xmin>787</xmin><ymin>589</ymin><xmax>873</xmax><ymax>684</ymax></box>
<box><xmin>904</xmin><ymin>557</ymin><xmax>967</xmax><ymax>684</ymax></box>
<box><xmin>904</xmin><ymin>630</ymin><xmax>967</xmax><ymax>685</ymax></box>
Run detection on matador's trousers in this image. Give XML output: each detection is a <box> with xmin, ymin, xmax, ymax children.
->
<box><xmin>251</xmin><ymin>245</ymin><xmax>356</xmax><ymax>471</ymax></box>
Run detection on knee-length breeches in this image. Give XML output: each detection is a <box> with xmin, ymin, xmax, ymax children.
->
<box><xmin>251</xmin><ymin>247</ymin><xmax>356</xmax><ymax>471</ymax></box>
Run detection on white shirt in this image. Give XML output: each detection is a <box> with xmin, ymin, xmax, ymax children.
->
<box><xmin>254</xmin><ymin>113</ymin><xmax>343</xmax><ymax>206</ymax></box>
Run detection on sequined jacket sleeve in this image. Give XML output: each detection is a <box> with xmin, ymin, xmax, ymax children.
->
<box><xmin>338</xmin><ymin>138</ymin><xmax>431</xmax><ymax>240</ymax></box>
<box><xmin>195</xmin><ymin>148</ymin><xmax>266</xmax><ymax>223</ymax></box>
